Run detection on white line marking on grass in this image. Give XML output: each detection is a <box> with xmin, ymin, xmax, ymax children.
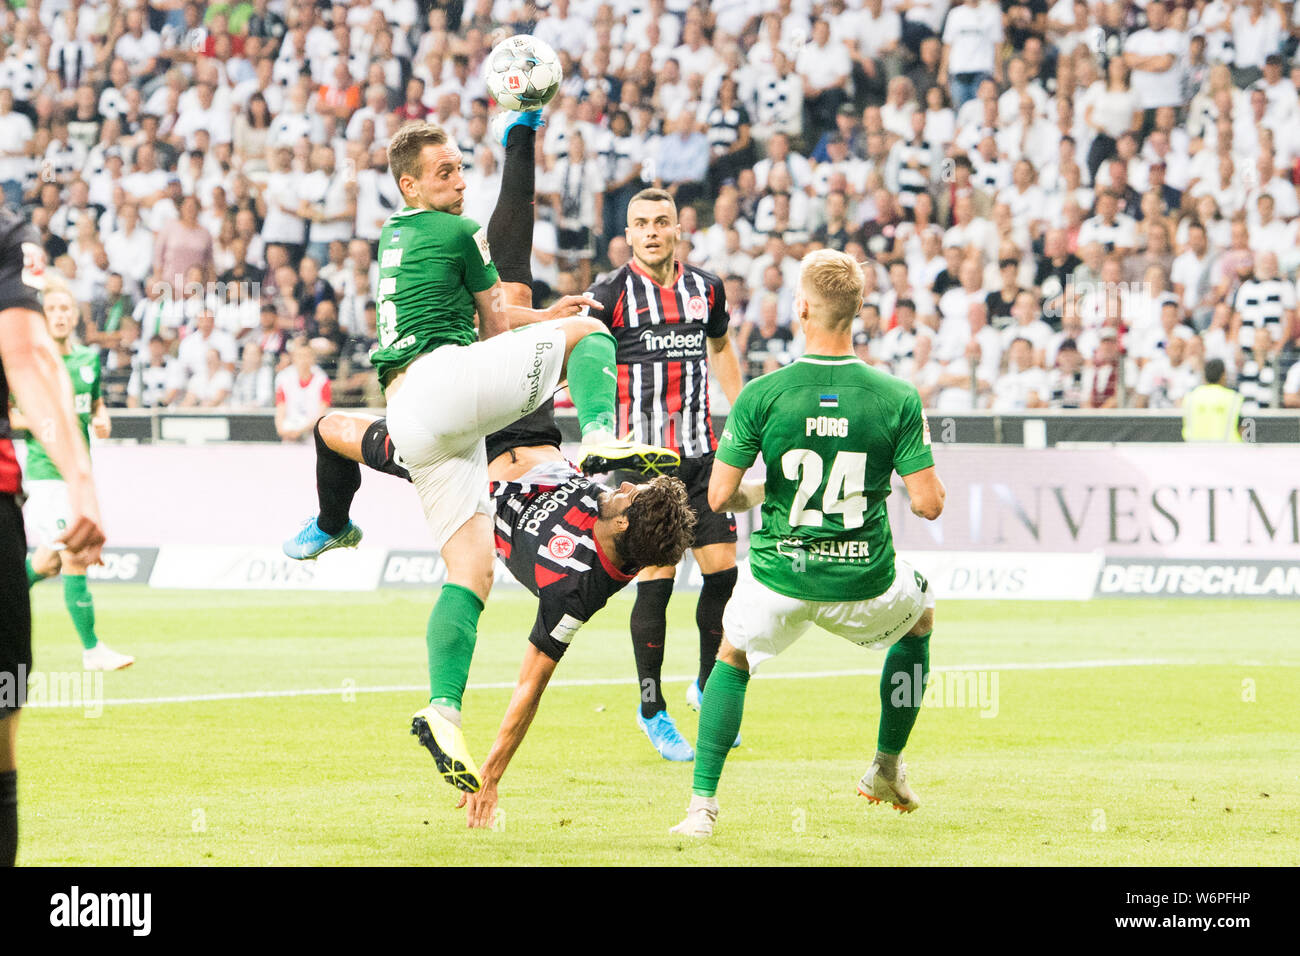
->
<box><xmin>25</xmin><ymin>658</ymin><xmax>1186</xmax><ymax>709</ymax></box>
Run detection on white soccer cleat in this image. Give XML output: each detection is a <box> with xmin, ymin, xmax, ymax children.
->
<box><xmin>857</xmin><ymin>761</ymin><xmax>920</xmax><ymax>812</ymax></box>
<box><xmin>83</xmin><ymin>642</ymin><xmax>134</xmax><ymax>671</ymax></box>
<box><xmin>669</xmin><ymin>794</ymin><xmax>719</xmax><ymax>838</ymax></box>
<box><xmin>685</xmin><ymin>680</ymin><xmax>701</xmax><ymax>711</ymax></box>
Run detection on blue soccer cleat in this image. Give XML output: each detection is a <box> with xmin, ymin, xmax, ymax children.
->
<box><xmin>283</xmin><ymin>517</ymin><xmax>363</xmax><ymax>560</ymax></box>
<box><xmin>494</xmin><ymin>108</ymin><xmax>546</xmax><ymax>147</ymax></box>
<box><xmin>686</xmin><ymin>680</ymin><xmax>741</xmax><ymax>748</ymax></box>
<box><xmin>637</xmin><ymin>709</ymin><xmax>694</xmax><ymax>762</ymax></box>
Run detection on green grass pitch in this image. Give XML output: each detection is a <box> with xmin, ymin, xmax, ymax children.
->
<box><xmin>16</xmin><ymin>586</ymin><xmax>1300</xmax><ymax>866</ymax></box>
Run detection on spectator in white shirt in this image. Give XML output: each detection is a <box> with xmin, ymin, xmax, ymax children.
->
<box><xmin>1001</xmin><ymin>290</ymin><xmax>1054</xmax><ymax>364</ymax></box>
<box><xmin>849</xmin><ymin>0</ymin><xmax>903</xmax><ymax>108</ymax></box>
<box><xmin>106</xmin><ymin>200</ymin><xmax>154</xmax><ymax>296</ymax></box>
<box><xmin>1122</xmin><ymin>1</ymin><xmax>1186</xmax><ymax>113</ymax></box>
<box><xmin>941</xmin><ymin>0</ymin><xmax>1002</xmax><ymax>110</ymax></box>
<box><xmin>275</xmin><ymin>339</ymin><xmax>332</xmax><ymax>443</ymax></box>
<box><xmin>0</xmin><ymin>89</ymin><xmax>35</xmax><ymax>209</ymax></box>
<box><xmin>181</xmin><ymin>347</ymin><xmax>234</xmax><ymax>408</ymax></box>
<box><xmin>993</xmin><ymin>337</ymin><xmax>1050</xmax><ymax>410</ymax></box>
<box><xmin>1171</xmin><ymin>221</ymin><xmax>1215</xmax><ymax>328</ymax></box>
<box><xmin>1082</xmin><ymin>57</ymin><xmax>1139</xmax><ymax>182</ymax></box>
<box><xmin>1078</xmin><ymin>190</ymin><xmax>1137</xmax><ymax>256</ymax></box>
<box><xmin>1231</xmin><ymin>0</ymin><xmax>1283</xmax><ymax>86</ymax></box>
<box><xmin>114</xmin><ymin>7</ymin><xmax>162</xmax><ymax>82</ymax></box>
<box><xmin>796</xmin><ymin>18</ymin><xmax>852</xmax><ymax>143</ymax></box>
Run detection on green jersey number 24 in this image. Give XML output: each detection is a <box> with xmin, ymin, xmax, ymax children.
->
<box><xmin>782</xmin><ymin>449</ymin><xmax>867</xmax><ymax>529</ymax></box>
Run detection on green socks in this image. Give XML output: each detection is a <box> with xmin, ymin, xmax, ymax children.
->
<box><xmin>692</xmin><ymin>660</ymin><xmax>750</xmax><ymax>798</ymax></box>
<box><xmin>566</xmin><ymin>331</ymin><xmax>618</xmax><ymax>438</ymax></box>
<box><xmin>426</xmin><ymin>583</ymin><xmax>484</xmax><ymax>712</ymax></box>
<box><xmin>25</xmin><ymin>557</ymin><xmax>42</xmax><ymax>589</ymax></box>
<box><xmin>878</xmin><ymin>631</ymin><xmax>931</xmax><ymax>754</ymax></box>
<box><xmin>63</xmin><ymin>574</ymin><xmax>98</xmax><ymax>650</ymax></box>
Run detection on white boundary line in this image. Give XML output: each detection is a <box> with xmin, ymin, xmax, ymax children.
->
<box><xmin>23</xmin><ymin>658</ymin><xmax>1184</xmax><ymax>709</ymax></box>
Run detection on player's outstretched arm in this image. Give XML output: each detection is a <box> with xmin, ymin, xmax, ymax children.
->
<box><xmin>0</xmin><ymin>306</ymin><xmax>105</xmax><ymax>564</ymax></box>
<box><xmin>902</xmin><ymin>465</ymin><xmax>946</xmax><ymax>520</ymax></box>
<box><xmin>708</xmin><ymin>459</ymin><xmax>765</xmax><ymax>514</ymax></box>
<box><xmin>475</xmin><ymin>281</ymin><xmax>604</xmax><ymax>331</ymax></box>
<box><xmin>459</xmin><ymin>643</ymin><xmax>559</xmax><ymax>829</ymax></box>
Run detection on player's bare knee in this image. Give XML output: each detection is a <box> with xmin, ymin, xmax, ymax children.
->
<box><xmin>718</xmin><ymin>638</ymin><xmax>748</xmax><ymax>672</ymax></box>
<box><xmin>908</xmin><ymin>608</ymin><xmax>934</xmax><ymax>637</ymax></box>
<box><xmin>319</xmin><ymin>412</ymin><xmax>376</xmax><ymax>462</ymax></box>
<box><xmin>561</xmin><ymin>318</ymin><xmax>608</xmax><ymax>357</ymax></box>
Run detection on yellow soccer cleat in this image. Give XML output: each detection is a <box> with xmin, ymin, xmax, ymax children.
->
<box><xmin>411</xmin><ymin>705</ymin><xmax>482</xmax><ymax>793</ymax></box>
<box><xmin>577</xmin><ymin>436</ymin><xmax>680</xmax><ymax>476</ymax></box>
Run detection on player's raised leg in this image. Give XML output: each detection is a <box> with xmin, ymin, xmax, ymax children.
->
<box><xmin>283</xmin><ymin>412</ymin><xmax>408</xmax><ymax>559</ymax></box>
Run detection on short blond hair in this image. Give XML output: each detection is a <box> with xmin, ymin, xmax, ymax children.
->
<box><xmin>798</xmin><ymin>249</ymin><xmax>865</xmax><ymax>330</ymax></box>
<box><xmin>41</xmin><ymin>275</ymin><xmax>76</xmax><ymax>305</ymax></box>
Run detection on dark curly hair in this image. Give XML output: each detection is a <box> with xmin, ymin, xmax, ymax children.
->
<box><xmin>613</xmin><ymin>475</ymin><xmax>695</xmax><ymax>570</ymax></box>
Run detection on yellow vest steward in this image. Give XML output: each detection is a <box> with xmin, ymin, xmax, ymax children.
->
<box><xmin>1182</xmin><ymin>383</ymin><xmax>1244</xmax><ymax>442</ymax></box>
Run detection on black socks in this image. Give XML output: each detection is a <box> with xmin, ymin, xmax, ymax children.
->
<box><xmin>631</xmin><ymin>578</ymin><xmax>674</xmax><ymax>719</ymax></box>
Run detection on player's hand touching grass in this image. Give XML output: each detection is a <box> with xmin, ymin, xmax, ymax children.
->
<box><xmin>455</xmin><ymin>646</ymin><xmax>559</xmax><ymax>828</ymax></box>
<box><xmin>458</xmin><ymin>780</ymin><xmax>500</xmax><ymax>829</ymax></box>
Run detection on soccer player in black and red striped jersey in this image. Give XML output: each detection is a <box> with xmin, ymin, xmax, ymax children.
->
<box><xmin>583</xmin><ymin>189</ymin><xmax>746</xmax><ymax>761</ymax></box>
<box><xmin>307</xmin><ymin>398</ymin><xmax>696</xmax><ymax>825</ymax></box>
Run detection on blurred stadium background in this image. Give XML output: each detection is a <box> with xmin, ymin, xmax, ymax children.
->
<box><xmin>5</xmin><ymin>0</ymin><xmax>1299</xmax><ymax>864</ymax></box>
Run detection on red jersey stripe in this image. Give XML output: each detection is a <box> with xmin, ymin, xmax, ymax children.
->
<box><xmin>0</xmin><ymin>440</ymin><xmax>19</xmax><ymax>496</ymax></box>
<box><xmin>562</xmin><ymin>506</ymin><xmax>597</xmax><ymax>531</ymax></box>
<box><xmin>535</xmin><ymin>564</ymin><xmax>567</xmax><ymax>588</ymax></box>
<box><xmin>611</xmin><ymin>288</ymin><xmax>625</xmax><ymax>329</ymax></box>
<box><xmin>664</xmin><ymin>360</ymin><xmax>683</xmax><ymax>449</ymax></box>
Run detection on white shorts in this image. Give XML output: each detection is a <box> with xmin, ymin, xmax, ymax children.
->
<box><xmin>722</xmin><ymin>559</ymin><xmax>935</xmax><ymax>675</ymax></box>
<box><xmin>24</xmin><ymin>479</ymin><xmax>69</xmax><ymax>548</ymax></box>
<box><xmin>385</xmin><ymin>322</ymin><xmax>568</xmax><ymax>548</ymax></box>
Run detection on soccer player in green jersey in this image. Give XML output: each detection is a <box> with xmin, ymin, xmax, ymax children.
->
<box><xmin>286</xmin><ymin>119</ymin><xmax>677</xmax><ymax>794</ymax></box>
<box><xmin>670</xmin><ymin>249</ymin><xmax>947</xmax><ymax>837</ymax></box>
<box><xmin>11</xmin><ymin>282</ymin><xmax>132</xmax><ymax>672</ymax></box>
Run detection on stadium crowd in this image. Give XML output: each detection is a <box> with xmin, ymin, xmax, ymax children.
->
<box><xmin>4</xmin><ymin>0</ymin><xmax>1300</xmax><ymax>436</ymax></box>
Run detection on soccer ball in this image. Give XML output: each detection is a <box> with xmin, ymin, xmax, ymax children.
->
<box><xmin>485</xmin><ymin>34</ymin><xmax>562</xmax><ymax>112</ymax></box>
